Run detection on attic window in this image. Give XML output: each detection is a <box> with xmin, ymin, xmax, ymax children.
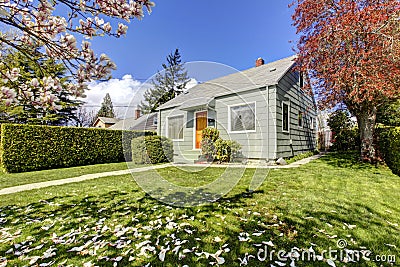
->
<box><xmin>299</xmin><ymin>72</ymin><xmax>304</xmax><ymax>88</ymax></box>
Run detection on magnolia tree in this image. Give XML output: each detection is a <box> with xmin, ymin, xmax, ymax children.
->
<box><xmin>292</xmin><ymin>0</ymin><xmax>400</xmax><ymax>162</ymax></box>
<box><xmin>0</xmin><ymin>0</ymin><xmax>154</xmax><ymax>111</ymax></box>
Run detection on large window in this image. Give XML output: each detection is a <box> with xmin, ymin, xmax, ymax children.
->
<box><xmin>282</xmin><ymin>102</ymin><xmax>289</xmax><ymax>132</ymax></box>
<box><xmin>229</xmin><ymin>103</ymin><xmax>256</xmax><ymax>132</ymax></box>
<box><xmin>167</xmin><ymin>115</ymin><xmax>184</xmax><ymax>140</ymax></box>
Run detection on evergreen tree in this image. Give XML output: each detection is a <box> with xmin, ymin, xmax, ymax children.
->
<box><xmin>0</xmin><ymin>49</ymin><xmax>83</xmax><ymax>125</ymax></box>
<box><xmin>139</xmin><ymin>49</ymin><xmax>190</xmax><ymax>113</ymax></box>
<box><xmin>96</xmin><ymin>93</ymin><xmax>116</xmax><ymax>118</ymax></box>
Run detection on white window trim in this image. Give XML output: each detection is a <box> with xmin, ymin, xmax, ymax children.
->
<box><xmin>228</xmin><ymin>102</ymin><xmax>257</xmax><ymax>133</ymax></box>
<box><xmin>310</xmin><ymin>116</ymin><xmax>315</xmax><ymax>131</ymax></box>
<box><xmin>166</xmin><ymin>114</ymin><xmax>184</xmax><ymax>141</ymax></box>
<box><xmin>282</xmin><ymin>101</ymin><xmax>290</xmax><ymax>133</ymax></box>
<box><xmin>193</xmin><ymin>110</ymin><xmax>208</xmax><ymax>150</ymax></box>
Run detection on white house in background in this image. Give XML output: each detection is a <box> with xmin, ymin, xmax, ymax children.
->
<box><xmin>92</xmin><ymin>117</ymin><xmax>121</xmax><ymax>128</ymax></box>
<box><xmin>157</xmin><ymin>55</ymin><xmax>317</xmax><ymax>163</ymax></box>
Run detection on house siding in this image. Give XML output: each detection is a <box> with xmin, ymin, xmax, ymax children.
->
<box><xmin>214</xmin><ymin>87</ymin><xmax>276</xmax><ymax>160</ymax></box>
<box><xmin>275</xmin><ymin>69</ymin><xmax>316</xmax><ymax>158</ymax></box>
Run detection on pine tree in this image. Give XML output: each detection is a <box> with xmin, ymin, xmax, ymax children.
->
<box><xmin>139</xmin><ymin>49</ymin><xmax>190</xmax><ymax>113</ymax></box>
<box><xmin>96</xmin><ymin>93</ymin><xmax>116</xmax><ymax>118</ymax></box>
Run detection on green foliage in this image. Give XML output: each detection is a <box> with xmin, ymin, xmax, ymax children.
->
<box><xmin>0</xmin><ymin>50</ymin><xmax>82</xmax><ymax>125</ymax></box>
<box><xmin>0</xmin><ymin>124</ymin><xmax>154</xmax><ymax>173</ymax></box>
<box><xmin>377</xmin><ymin>100</ymin><xmax>400</xmax><ymax>127</ymax></box>
<box><xmin>96</xmin><ymin>93</ymin><xmax>116</xmax><ymax>118</ymax></box>
<box><xmin>131</xmin><ymin>136</ymin><xmax>173</xmax><ymax>164</ymax></box>
<box><xmin>327</xmin><ymin>110</ymin><xmax>359</xmax><ymax>151</ymax></box>
<box><xmin>378</xmin><ymin>127</ymin><xmax>400</xmax><ymax>176</ymax></box>
<box><xmin>200</xmin><ymin>127</ymin><xmax>220</xmax><ymax>160</ymax></box>
<box><xmin>215</xmin><ymin>139</ymin><xmax>242</xmax><ymax>163</ymax></box>
<box><xmin>199</xmin><ymin>128</ymin><xmax>242</xmax><ymax>163</ymax></box>
<box><xmin>139</xmin><ymin>49</ymin><xmax>190</xmax><ymax>113</ymax></box>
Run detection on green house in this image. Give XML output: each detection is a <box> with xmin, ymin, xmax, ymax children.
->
<box><xmin>157</xmin><ymin>56</ymin><xmax>317</xmax><ymax>163</ymax></box>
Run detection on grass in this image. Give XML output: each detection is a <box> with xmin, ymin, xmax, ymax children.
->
<box><xmin>0</xmin><ymin>152</ymin><xmax>398</xmax><ymax>266</ymax></box>
<box><xmin>0</xmin><ymin>162</ymin><xmax>132</xmax><ymax>189</ymax></box>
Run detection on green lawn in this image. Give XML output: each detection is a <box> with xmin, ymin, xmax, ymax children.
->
<box><xmin>0</xmin><ymin>153</ymin><xmax>398</xmax><ymax>266</ymax></box>
<box><xmin>0</xmin><ymin>162</ymin><xmax>131</xmax><ymax>189</ymax></box>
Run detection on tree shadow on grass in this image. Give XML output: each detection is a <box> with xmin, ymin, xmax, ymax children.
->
<box><xmin>319</xmin><ymin>152</ymin><xmax>383</xmax><ymax>171</ymax></box>
<box><xmin>0</xmin><ymin>187</ymin><xmax>279</xmax><ymax>266</ymax></box>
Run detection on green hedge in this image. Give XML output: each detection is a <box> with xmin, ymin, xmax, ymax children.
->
<box><xmin>0</xmin><ymin>124</ymin><xmax>154</xmax><ymax>173</ymax></box>
<box><xmin>131</xmin><ymin>136</ymin><xmax>173</xmax><ymax>164</ymax></box>
<box><xmin>378</xmin><ymin>127</ymin><xmax>400</xmax><ymax>176</ymax></box>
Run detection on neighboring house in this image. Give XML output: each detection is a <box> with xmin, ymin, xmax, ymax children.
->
<box><xmin>157</xmin><ymin>56</ymin><xmax>317</xmax><ymax>163</ymax></box>
<box><xmin>92</xmin><ymin>117</ymin><xmax>121</xmax><ymax>128</ymax></box>
<box><xmin>110</xmin><ymin>111</ymin><xmax>158</xmax><ymax>131</ymax></box>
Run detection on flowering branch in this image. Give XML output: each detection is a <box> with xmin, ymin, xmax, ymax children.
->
<box><xmin>0</xmin><ymin>0</ymin><xmax>155</xmax><ymax>110</ymax></box>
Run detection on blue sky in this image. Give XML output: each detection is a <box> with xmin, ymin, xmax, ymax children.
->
<box><xmin>90</xmin><ymin>0</ymin><xmax>297</xmax><ymax>80</ymax></box>
<box><xmin>85</xmin><ymin>0</ymin><xmax>298</xmax><ymax>116</ymax></box>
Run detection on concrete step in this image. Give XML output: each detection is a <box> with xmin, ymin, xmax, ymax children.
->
<box><xmin>174</xmin><ymin>150</ymin><xmax>201</xmax><ymax>164</ymax></box>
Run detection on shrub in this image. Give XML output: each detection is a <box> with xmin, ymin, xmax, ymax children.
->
<box><xmin>200</xmin><ymin>127</ymin><xmax>220</xmax><ymax>161</ymax></box>
<box><xmin>215</xmin><ymin>139</ymin><xmax>242</xmax><ymax>163</ymax></box>
<box><xmin>0</xmin><ymin>123</ymin><xmax>154</xmax><ymax>173</ymax></box>
<box><xmin>331</xmin><ymin>127</ymin><xmax>360</xmax><ymax>151</ymax></box>
<box><xmin>378</xmin><ymin>127</ymin><xmax>400</xmax><ymax>176</ymax></box>
<box><xmin>131</xmin><ymin>135</ymin><xmax>173</xmax><ymax>164</ymax></box>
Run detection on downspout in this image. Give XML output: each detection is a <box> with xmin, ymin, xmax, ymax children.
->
<box><xmin>267</xmin><ymin>85</ymin><xmax>269</xmax><ymax>162</ymax></box>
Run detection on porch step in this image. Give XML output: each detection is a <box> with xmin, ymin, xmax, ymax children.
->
<box><xmin>174</xmin><ymin>150</ymin><xmax>201</xmax><ymax>164</ymax></box>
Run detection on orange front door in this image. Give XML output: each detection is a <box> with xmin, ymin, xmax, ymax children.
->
<box><xmin>195</xmin><ymin>111</ymin><xmax>207</xmax><ymax>149</ymax></box>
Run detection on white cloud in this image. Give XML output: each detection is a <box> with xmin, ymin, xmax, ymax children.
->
<box><xmin>82</xmin><ymin>76</ymin><xmax>198</xmax><ymax>119</ymax></box>
<box><xmin>82</xmin><ymin>75</ymin><xmax>151</xmax><ymax>118</ymax></box>
<box><xmin>185</xmin><ymin>78</ymin><xmax>198</xmax><ymax>90</ymax></box>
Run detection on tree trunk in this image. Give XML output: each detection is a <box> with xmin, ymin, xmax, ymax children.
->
<box><xmin>356</xmin><ymin>107</ymin><xmax>377</xmax><ymax>162</ymax></box>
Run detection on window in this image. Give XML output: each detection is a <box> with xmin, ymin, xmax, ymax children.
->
<box><xmin>299</xmin><ymin>72</ymin><xmax>304</xmax><ymax>88</ymax></box>
<box><xmin>167</xmin><ymin>115</ymin><xmax>184</xmax><ymax>140</ymax></box>
<box><xmin>229</xmin><ymin>103</ymin><xmax>256</xmax><ymax>132</ymax></box>
<box><xmin>298</xmin><ymin>111</ymin><xmax>303</xmax><ymax>127</ymax></box>
<box><xmin>282</xmin><ymin>102</ymin><xmax>289</xmax><ymax>132</ymax></box>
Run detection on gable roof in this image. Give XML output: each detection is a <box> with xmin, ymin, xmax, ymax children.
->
<box><xmin>158</xmin><ymin>55</ymin><xmax>296</xmax><ymax>110</ymax></box>
<box><xmin>94</xmin><ymin>117</ymin><xmax>120</xmax><ymax>125</ymax></box>
<box><xmin>109</xmin><ymin>112</ymin><xmax>157</xmax><ymax>131</ymax></box>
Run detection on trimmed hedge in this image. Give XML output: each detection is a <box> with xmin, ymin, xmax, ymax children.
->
<box><xmin>0</xmin><ymin>123</ymin><xmax>155</xmax><ymax>173</ymax></box>
<box><xmin>378</xmin><ymin>127</ymin><xmax>400</xmax><ymax>176</ymax></box>
<box><xmin>131</xmin><ymin>136</ymin><xmax>173</xmax><ymax>164</ymax></box>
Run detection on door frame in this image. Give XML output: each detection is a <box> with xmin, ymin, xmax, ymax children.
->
<box><xmin>193</xmin><ymin>110</ymin><xmax>208</xmax><ymax>150</ymax></box>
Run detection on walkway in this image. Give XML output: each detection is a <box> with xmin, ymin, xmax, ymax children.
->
<box><xmin>0</xmin><ymin>154</ymin><xmax>324</xmax><ymax>196</ymax></box>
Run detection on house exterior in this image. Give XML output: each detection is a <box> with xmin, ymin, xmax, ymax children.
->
<box><xmin>110</xmin><ymin>112</ymin><xmax>158</xmax><ymax>131</ymax></box>
<box><xmin>92</xmin><ymin>117</ymin><xmax>121</xmax><ymax>128</ymax></box>
<box><xmin>157</xmin><ymin>56</ymin><xmax>317</xmax><ymax>163</ymax></box>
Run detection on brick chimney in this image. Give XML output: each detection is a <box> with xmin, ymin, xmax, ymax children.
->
<box><xmin>255</xmin><ymin>57</ymin><xmax>265</xmax><ymax>67</ymax></box>
<box><xmin>134</xmin><ymin>107</ymin><xmax>141</xmax><ymax>119</ymax></box>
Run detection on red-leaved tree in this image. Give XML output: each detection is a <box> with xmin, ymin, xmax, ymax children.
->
<box><xmin>292</xmin><ymin>0</ymin><xmax>400</xmax><ymax>162</ymax></box>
